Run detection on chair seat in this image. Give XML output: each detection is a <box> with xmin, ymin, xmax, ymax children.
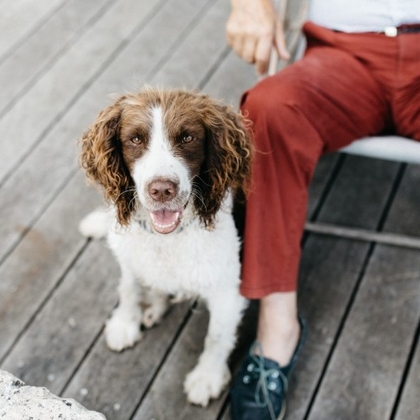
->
<box><xmin>340</xmin><ymin>136</ymin><xmax>420</xmax><ymax>164</ymax></box>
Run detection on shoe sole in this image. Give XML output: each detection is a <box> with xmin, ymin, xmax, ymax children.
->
<box><xmin>277</xmin><ymin>401</ymin><xmax>286</xmax><ymax>420</ymax></box>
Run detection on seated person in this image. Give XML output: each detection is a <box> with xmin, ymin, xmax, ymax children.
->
<box><xmin>226</xmin><ymin>0</ymin><xmax>420</xmax><ymax>419</ymax></box>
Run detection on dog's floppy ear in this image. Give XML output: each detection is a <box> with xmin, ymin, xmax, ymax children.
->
<box><xmin>79</xmin><ymin>98</ymin><xmax>135</xmax><ymax>225</ymax></box>
<box><xmin>196</xmin><ymin>98</ymin><xmax>252</xmax><ymax>228</ymax></box>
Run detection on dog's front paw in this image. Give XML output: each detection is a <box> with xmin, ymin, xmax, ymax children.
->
<box><xmin>142</xmin><ymin>300</ymin><xmax>168</xmax><ymax>329</ymax></box>
<box><xmin>184</xmin><ymin>363</ymin><xmax>231</xmax><ymax>407</ymax></box>
<box><xmin>105</xmin><ymin>310</ymin><xmax>142</xmax><ymax>352</ymax></box>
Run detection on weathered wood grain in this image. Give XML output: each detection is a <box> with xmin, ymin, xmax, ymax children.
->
<box><xmin>307</xmin><ymin>154</ymin><xmax>341</xmax><ymax>218</ymax></box>
<box><xmin>0</xmin><ymin>173</ymin><xmax>102</xmax><ymax>362</ymax></box>
<box><xmin>382</xmin><ymin>163</ymin><xmax>420</xmax><ymax>420</ymax></box>
<box><xmin>0</xmin><ymin>0</ymin><xmax>65</xmax><ymax>62</ymax></box>
<box><xmin>0</xmin><ymin>0</ymin><xmax>198</xmax><ymax>264</ymax></box>
<box><xmin>84</xmin><ymin>0</ymin><xmax>215</xmax><ymax>96</ymax></box>
<box><xmin>306</xmin><ymin>161</ymin><xmax>420</xmax><ymax>419</ymax></box>
<box><xmin>203</xmin><ymin>51</ymin><xmax>255</xmax><ymax>107</ymax></box>
<box><xmin>132</xmin><ymin>303</ymin><xmax>228</xmax><ymax>420</ymax></box>
<box><xmin>148</xmin><ymin>0</ymin><xmax>230</xmax><ymax>90</ymax></box>
<box><xmin>0</xmin><ymin>0</ymin><xmax>215</xmax><ymax>365</ymax></box>
<box><xmin>0</xmin><ymin>0</ymin><xmax>162</xmax><ymax>184</ymax></box>
<box><xmin>315</xmin><ymin>155</ymin><xmax>401</xmax><ymax>229</ymax></box>
<box><xmin>308</xmin><ymin>245</ymin><xmax>420</xmax><ymax>419</ymax></box>
<box><xmin>395</xmin><ymin>335</ymin><xmax>420</xmax><ymax>420</ymax></box>
<box><xmin>0</xmin><ymin>129</ymin><xmax>79</xmax><ymax>263</ymax></box>
<box><xmin>279</xmin><ymin>156</ymin><xmax>402</xmax><ymax>420</ymax></box>
<box><xmin>1</xmin><ymin>238</ymin><xmax>119</xmax><ymax>393</ymax></box>
<box><xmin>383</xmin><ymin>164</ymin><xmax>420</xmax><ymax>237</ymax></box>
<box><xmin>0</xmin><ymin>0</ymin><xmax>114</xmax><ymax>116</ymax></box>
<box><xmin>63</xmin><ymin>302</ymin><xmax>192</xmax><ymax>420</ymax></box>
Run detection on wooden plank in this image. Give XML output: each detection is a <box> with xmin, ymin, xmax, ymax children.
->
<box><xmin>148</xmin><ymin>0</ymin><xmax>231</xmax><ymax>90</ymax></box>
<box><xmin>85</xmin><ymin>0</ymin><xmax>215</xmax><ymax>96</ymax></box>
<box><xmin>0</xmin><ymin>0</ymin><xmax>164</xmax><ymax>262</ymax></box>
<box><xmin>383</xmin><ymin>164</ymin><xmax>420</xmax><ymax>237</ymax></box>
<box><xmin>0</xmin><ymin>0</ymin><xmax>65</xmax><ymax>62</ymax></box>
<box><xmin>1</xmin><ymin>238</ymin><xmax>119</xmax><ymax>393</ymax></box>
<box><xmin>0</xmin><ymin>0</ymin><xmax>218</xmax><ymax>295</ymax></box>
<box><xmin>307</xmin><ymin>163</ymin><xmax>420</xmax><ymax>419</ymax></box>
<box><xmin>308</xmin><ymin>246</ymin><xmax>420</xmax><ymax>419</ymax></box>
<box><xmin>0</xmin><ymin>0</ymin><xmax>163</xmax><ymax>184</ymax></box>
<box><xmin>0</xmin><ymin>0</ymin><xmax>216</xmax><ymax>366</ymax></box>
<box><xmin>0</xmin><ymin>0</ymin><xmax>114</xmax><ymax>116</ymax></box>
<box><xmin>307</xmin><ymin>154</ymin><xmax>341</xmax><ymax>218</ymax></box>
<box><xmin>268</xmin><ymin>157</ymin><xmax>401</xmax><ymax>420</ymax></box>
<box><xmin>395</xmin><ymin>335</ymin><xmax>420</xmax><ymax>420</ymax></box>
<box><xmin>0</xmin><ymin>173</ymin><xmax>102</xmax><ymax>362</ymax></box>
<box><xmin>132</xmin><ymin>304</ymin><xmax>228</xmax><ymax>420</ymax></box>
<box><xmin>203</xmin><ymin>51</ymin><xmax>256</xmax><ymax>107</ymax></box>
<box><xmin>315</xmin><ymin>155</ymin><xmax>400</xmax><ymax>229</ymax></box>
<box><xmin>382</xmin><ymin>163</ymin><xmax>420</xmax><ymax>420</ymax></box>
<box><xmin>64</xmin><ymin>303</ymin><xmax>191</xmax><ymax>419</ymax></box>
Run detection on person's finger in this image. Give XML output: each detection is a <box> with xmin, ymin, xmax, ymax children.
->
<box><xmin>254</xmin><ymin>35</ymin><xmax>273</xmax><ymax>75</ymax></box>
<box><xmin>227</xmin><ymin>29</ymin><xmax>245</xmax><ymax>60</ymax></box>
<box><xmin>226</xmin><ymin>15</ymin><xmax>243</xmax><ymax>50</ymax></box>
<box><xmin>242</xmin><ymin>36</ymin><xmax>258</xmax><ymax>64</ymax></box>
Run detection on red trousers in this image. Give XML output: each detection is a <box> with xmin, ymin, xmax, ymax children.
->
<box><xmin>240</xmin><ymin>22</ymin><xmax>420</xmax><ymax>298</ymax></box>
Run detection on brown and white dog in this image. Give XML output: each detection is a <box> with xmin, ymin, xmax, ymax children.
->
<box><xmin>79</xmin><ymin>87</ymin><xmax>252</xmax><ymax>406</ymax></box>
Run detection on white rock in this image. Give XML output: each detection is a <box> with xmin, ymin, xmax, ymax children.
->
<box><xmin>0</xmin><ymin>370</ymin><xmax>106</xmax><ymax>420</ymax></box>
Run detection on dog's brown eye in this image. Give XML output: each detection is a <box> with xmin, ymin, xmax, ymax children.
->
<box><xmin>131</xmin><ymin>136</ymin><xmax>143</xmax><ymax>145</ymax></box>
<box><xmin>181</xmin><ymin>134</ymin><xmax>194</xmax><ymax>144</ymax></box>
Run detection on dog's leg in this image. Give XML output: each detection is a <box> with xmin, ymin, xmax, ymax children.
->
<box><xmin>105</xmin><ymin>268</ymin><xmax>142</xmax><ymax>352</ymax></box>
<box><xmin>141</xmin><ymin>288</ymin><xmax>170</xmax><ymax>329</ymax></box>
<box><xmin>184</xmin><ymin>288</ymin><xmax>247</xmax><ymax>406</ymax></box>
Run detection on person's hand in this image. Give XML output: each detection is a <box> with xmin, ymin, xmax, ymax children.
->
<box><xmin>226</xmin><ymin>0</ymin><xmax>290</xmax><ymax>75</ymax></box>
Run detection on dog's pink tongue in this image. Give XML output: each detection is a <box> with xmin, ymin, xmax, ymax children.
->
<box><xmin>150</xmin><ymin>209</ymin><xmax>181</xmax><ymax>234</ymax></box>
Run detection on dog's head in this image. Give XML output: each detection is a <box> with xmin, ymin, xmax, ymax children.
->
<box><xmin>80</xmin><ymin>87</ymin><xmax>252</xmax><ymax>233</ymax></box>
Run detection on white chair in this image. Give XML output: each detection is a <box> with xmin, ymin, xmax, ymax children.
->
<box><xmin>269</xmin><ymin>0</ymin><xmax>420</xmax><ymax>249</ymax></box>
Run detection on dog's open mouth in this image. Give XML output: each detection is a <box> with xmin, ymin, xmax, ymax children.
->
<box><xmin>150</xmin><ymin>209</ymin><xmax>182</xmax><ymax>234</ymax></box>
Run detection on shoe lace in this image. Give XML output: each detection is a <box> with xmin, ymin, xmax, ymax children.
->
<box><xmin>249</xmin><ymin>342</ymin><xmax>288</xmax><ymax>420</ymax></box>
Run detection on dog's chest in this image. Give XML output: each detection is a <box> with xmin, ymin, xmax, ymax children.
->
<box><xmin>108</xmin><ymin>215</ymin><xmax>241</xmax><ymax>295</ymax></box>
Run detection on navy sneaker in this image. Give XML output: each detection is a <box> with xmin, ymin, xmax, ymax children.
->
<box><xmin>230</xmin><ymin>317</ymin><xmax>307</xmax><ymax>420</ymax></box>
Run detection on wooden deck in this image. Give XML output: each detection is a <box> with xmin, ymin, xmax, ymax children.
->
<box><xmin>0</xmin><ymin>0</ymin><xmax>419</xmax><ymax>419</ymax></box>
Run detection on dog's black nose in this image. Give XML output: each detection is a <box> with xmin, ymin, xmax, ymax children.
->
<box><xmin>148</xmin><ymin>179</ymin><xmax>178</xmax><ymax>202</ymax></box>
